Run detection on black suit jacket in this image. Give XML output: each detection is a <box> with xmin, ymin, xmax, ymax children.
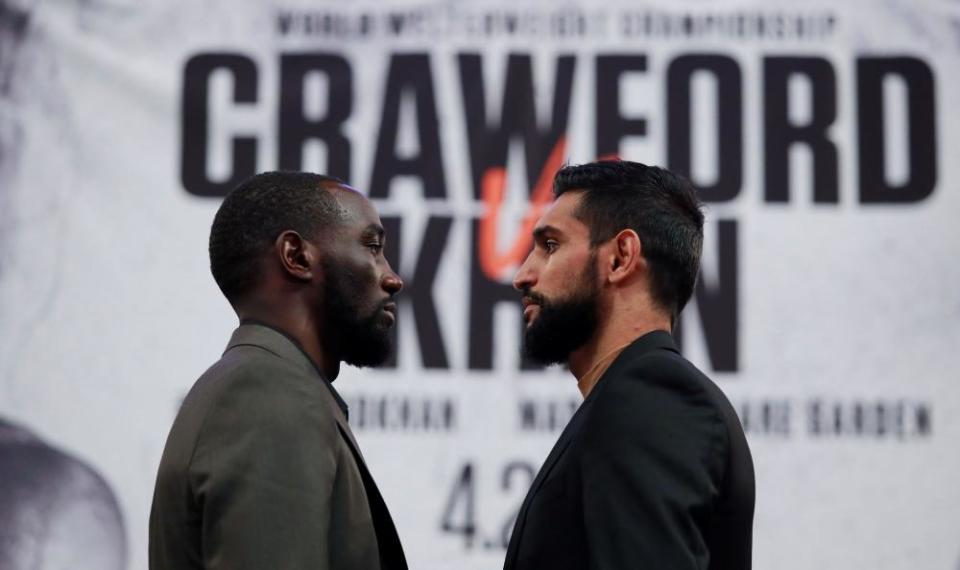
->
<box><xmin>149</xmin><ymin>323</ymin><xmax>407</xmax><ymax>570</ymax></box>
<box><xmin>505</xmin><ymin>331</ymin><xmax>754</xmax><ymax>570</ymax></box>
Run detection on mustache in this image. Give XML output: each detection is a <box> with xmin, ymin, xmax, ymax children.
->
<box><xmin>520</xmin><ymin>288</ymin><xmax>548</xmax><ymax>306</ymax></box>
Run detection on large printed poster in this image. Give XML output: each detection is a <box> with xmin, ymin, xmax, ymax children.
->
<box><xmin>1</xmin><ymin>0</ymin><xmax>959</xmax><ymax>568</ymax></box>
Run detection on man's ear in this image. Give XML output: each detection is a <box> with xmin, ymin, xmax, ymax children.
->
<box><xmin>607</xmin><ymin>229</ymin><xmax>645</xmax><ymax>285</ymax></box>
<box><xmin>276</xmin><ymin>230</ymin><xmax>317</xmax><ymax>282</ymax></box>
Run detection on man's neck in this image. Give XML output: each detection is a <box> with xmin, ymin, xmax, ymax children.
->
<box><xmin>568</xmin><ymin>307</ymin><xmax>671</xmax><ymax>397</ymax></box>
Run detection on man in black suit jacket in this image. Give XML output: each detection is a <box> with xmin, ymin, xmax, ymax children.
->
<box><xmin>150</xmin><ymin>172</ymin><xmax>407</xmax><ymax>570</ymax></box>
<box><xmin>507</xmin><ymin>161</ymin><xmax>754</xmax><ymax>569</ymax></box>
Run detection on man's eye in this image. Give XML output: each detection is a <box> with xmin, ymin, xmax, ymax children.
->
<box><xmin>545</xmin><ymin>240</ymin><xmax>559</xmax><ymax>253</ymax></box>
<box><xmin>367</xmin><ymin>242</ymin><xmax>384</xmax><ymax>253</ymax></box>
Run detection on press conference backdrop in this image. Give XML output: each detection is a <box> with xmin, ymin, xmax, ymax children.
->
<box><xmin>1</xmin><ymin>0</ymin><xmax>958</xmax><ymax>568</ymax></box>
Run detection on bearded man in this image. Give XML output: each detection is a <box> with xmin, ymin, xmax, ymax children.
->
<box><xmin>149</xmin><ymin>172</ymin><xmax>407</xmax><ymax>570</ymax></box>
<box><xmin>506</xmin><ymin>161</ymin><xmax>755</xmax><ymax>569</ymax></box>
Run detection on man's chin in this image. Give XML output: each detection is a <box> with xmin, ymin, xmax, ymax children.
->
<box><xmin>343</xmin><ymin>353</ymin><xmax>391</xmax><ymax>368</ymax></box>
<box><xmin>521</xmin><ymin>300</ymin><xmax>598</xmax><ymax>366</ymax></box>
<box><xmin>523</xmin><ymin>329</ymin><xmax>572</xmax><ymax>366</ymax></box>
<box><xmin>341</xmin><ymin>334</ymin><xmax>393</xmax><ymax>368</ymax></box>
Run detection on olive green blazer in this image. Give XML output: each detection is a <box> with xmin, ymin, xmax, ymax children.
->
<box><xmin>149</xmin><ymin>323</ymin><xmax>407</xmax><ymax>570</ymax></box>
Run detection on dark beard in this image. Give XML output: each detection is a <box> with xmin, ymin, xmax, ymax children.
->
<box><xmin>522</xmin><ymin>271</ymin><xmax>600</xmax><ymax>366</ymax></box>
<box><xmin>323</xmin><ymin>263</ymin><xmax>394</xmax><ymax>368</ymax></box>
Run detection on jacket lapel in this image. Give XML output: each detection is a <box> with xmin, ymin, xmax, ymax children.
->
<box><xmin>505</xmin><ymin>397</ymin><xmax>590</xmax><ymax>568</ymax></box>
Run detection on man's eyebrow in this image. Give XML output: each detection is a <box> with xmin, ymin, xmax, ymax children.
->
<box><xmin>532</xmin><ymin>225</ymin><xmax>562</xmax><ymax>240</ymax></box>
<box><xmin>361</xmin><ymin>225</ymin><xmax>385</xmax><ymax>240</ymax></box>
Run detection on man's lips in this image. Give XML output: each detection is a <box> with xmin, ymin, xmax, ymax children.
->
<box><xmin>382</xmin><ymin>302</ymin><xmax>397</xmax><ymax>324</ymax></box>
<box><xmin>521</xmin><ymin>297</ymin><xmax>540</xmax><ymax>322</ymax></box>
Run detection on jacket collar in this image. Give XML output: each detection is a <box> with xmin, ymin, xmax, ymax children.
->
<box><xmin>583</xmin><ymin>329</ymin><xmax>679</xmax><ymax>403</ymax></box>
<box><xmin>617</xmin><ymin>328</ymin><xmax>679</xmax><ymax>360</ymax></box>
<box><xmin>225</xmin><ymin>320</ymin><xmax>350</xmax><ymax>419</ymax></box>
<box><xmin>623</xmin><ymin>328</ymin><xmax>679</xmax><ymax>356</ymax></box>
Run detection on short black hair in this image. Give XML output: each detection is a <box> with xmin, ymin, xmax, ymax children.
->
<box><xmin>209</xmin><ymin>171</ymin><xmax>345</xmax><ymax>304</ymax></box>
<box><xmin>553</xmin><ymin>160</ymin><xmax>704</xmax><ymax>319</ymax></box>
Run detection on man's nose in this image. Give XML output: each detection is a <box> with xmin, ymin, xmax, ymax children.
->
<box><xmin>382</xmin><ymin>267</ymin><xmax>403</xmax><ymax>296</ymax></box>
<box><xmin>513</xmin><ymin>254</ymin><xmax>536</xmax><ymax>292</ymax></box>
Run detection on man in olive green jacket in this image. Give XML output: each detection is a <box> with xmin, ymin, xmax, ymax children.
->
<box><xmin>149</xmin><ymin>172</ymin><xmax>407</xmax><ymax>570</ymax></box>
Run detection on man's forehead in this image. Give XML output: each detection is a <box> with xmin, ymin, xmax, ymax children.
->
<box><xmin>327</xmin><ymin>184</ymin><xmax>381</xmax><ymax>227</ymax></box>
<box><xmin>534</xmin><ymin>191</ymin><xmax>587</xmax><ymax>235</ymax></box>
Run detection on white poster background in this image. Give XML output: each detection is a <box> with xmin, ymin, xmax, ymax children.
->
<box><xmin>1</xmin><ymin>1</ymin><xmax>959</xmax><ymax>569</ymax></box>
